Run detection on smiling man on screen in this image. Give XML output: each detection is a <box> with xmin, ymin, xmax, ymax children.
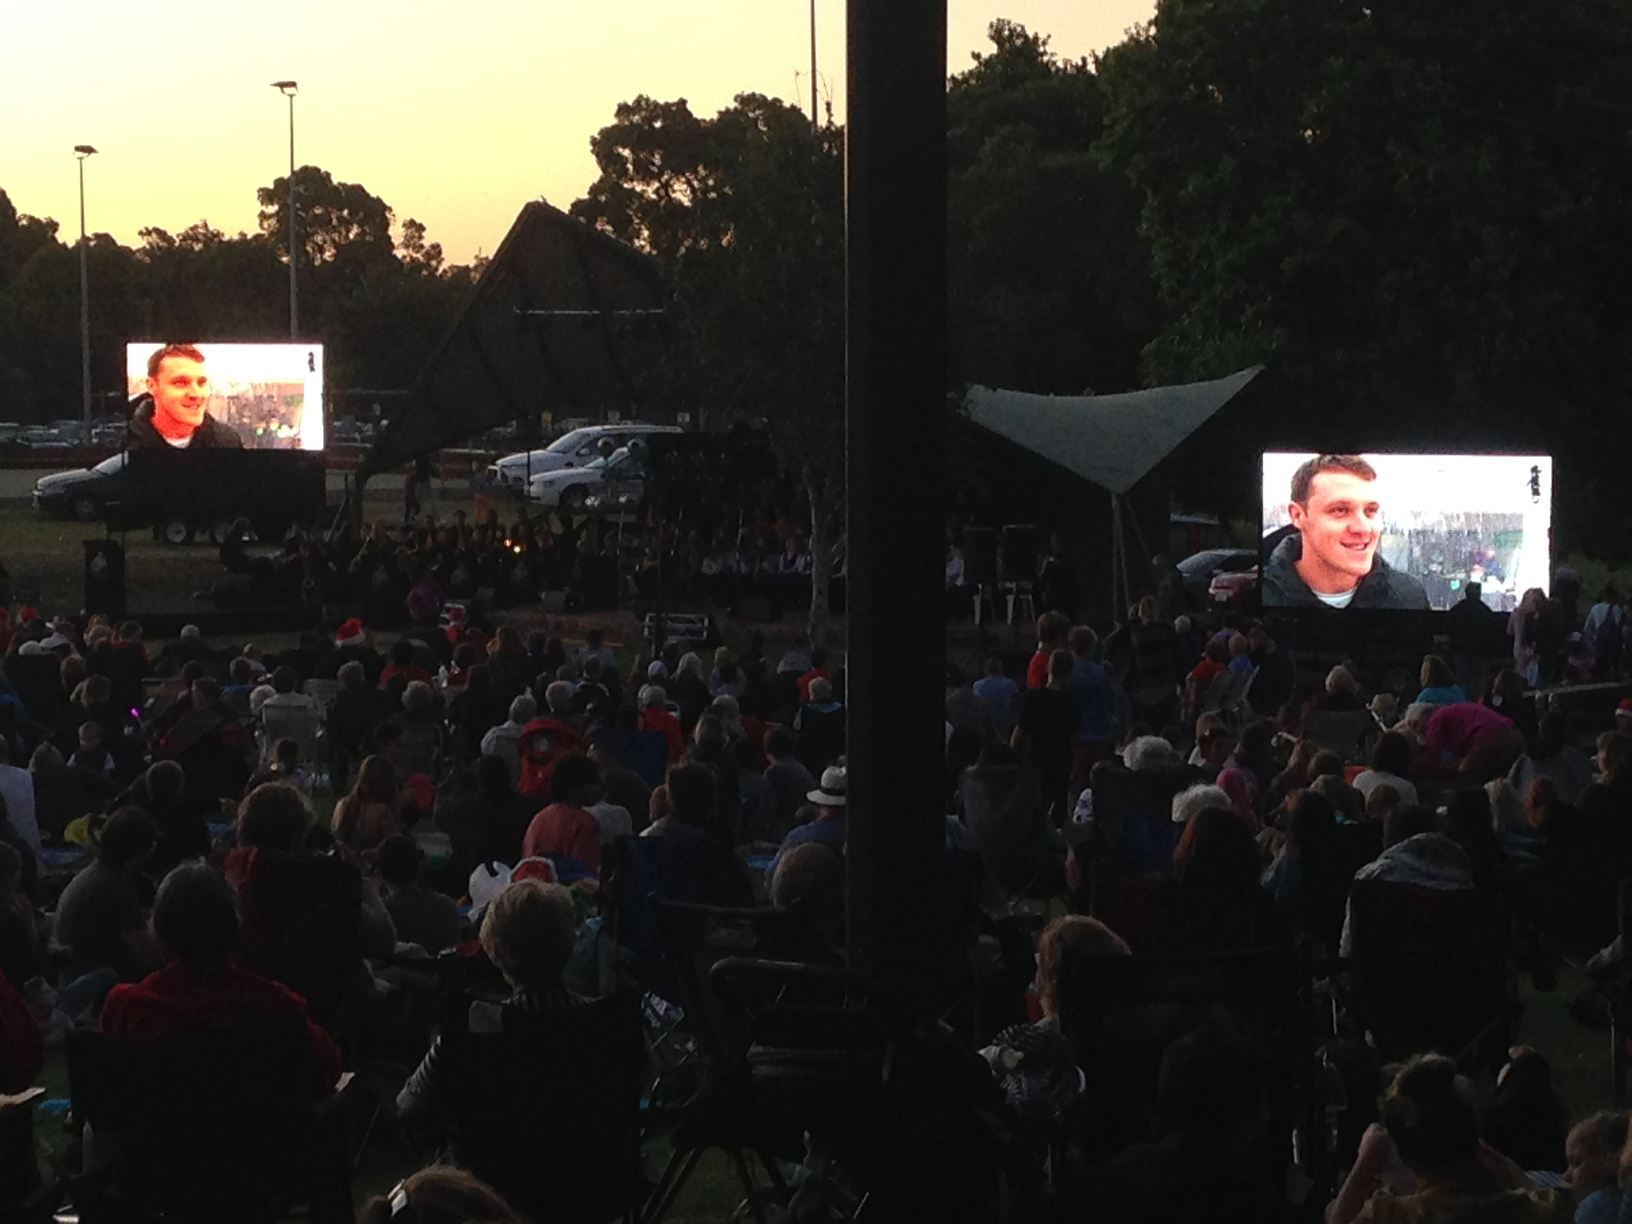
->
<box><xmin>129</xmin><ymin>343</ymin><xmax>243</xmax><ymax>449</ymax></box>
<box><xmin>1261</xmin><ymin>454</ymin><xmax>1429</xmax><ymax>610</ymax></box>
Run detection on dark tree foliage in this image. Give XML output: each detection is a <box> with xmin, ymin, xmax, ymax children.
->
<box><xmin>573</xmin><ymin>92</ymin><xmax>846</xmax><ymax>637</ymax></box>
<box><xmin>948</xmin><ymin>20</ymin><xmax>1160</xmax><ymax>397</ymax></box>
<box><xmin>1098</xmin><ymin>0</ymin><xmax>1632</xmax><ymax>554</ymax></box>
<box><xmin>0</xmin><ymin>174</ymin><xmax>480</xmax><ymax>422</ymax></box>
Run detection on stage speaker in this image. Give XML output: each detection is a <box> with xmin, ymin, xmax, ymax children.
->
<box><xmin>1001</xmin><ymin>525</ymin><xmax>1043</xmax><ymax>584</ymax></box>
<box><xmin>84</xmin><ymin>539</ymin><xmax>126</xmax><ymax>618</ymax></box>
<box><xmin>964</xmin><ymin>528</ymin><xmax>998</xmax><ymax>587</ymax></box>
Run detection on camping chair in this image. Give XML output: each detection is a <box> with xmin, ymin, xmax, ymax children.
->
<box><xmin>1300</xmin><ymin>710</ymin><xmax>1377</xmax><ymax>763</ymax></box>
<box><xmin>1</xmin><ymin>1087</ymin><xmax>45</xmax><ymax>1221</ymax></box>
<box><xmin>1200</xmin><ymin>667</ymin><xmax>1257</xmax><ymax>725</ymax></box>
<box><xmin>1055</xmin><ymin>944</ymin><xmax>1315</xmax><ymax>1168</ymax></box>
<box><xmin>960</xmin><ymin>761</ymin><xmax>1064</xmax><ymax>904</ymax></box>
<box><xmin>603</xmin><ymin>833</ymin><xmax>738</xmax><ymax>1000</ymax></box>
<box><xmin>1085</xmin><ymin>762</ymin><xmax>1198</xmax><ymax>878</ymax></box>
<box><xmin>65</xmin><ymin>1025</ymin><xmax>354</xmax><ymax>1224</ymax></box>
<box><xmin>260</xmin><ymin>700</ymin><xmax>324</xmax><ymax>774</ymax></box>
<box><xmin>1088</xmin><ymin>875</ymin><xmax>1264</xmax><ymax>954</ymax></box>
<box><xmin>1336</xmin><ymin>878</ymin><xmax>1515</xmax><ymax>1069</ymax></box>
<box><xmin>432</xmin><ymin>990</ymin><xmax>646</xmax><ymax>1224</ymax></box>
<box><xmin>714</xmin><ymin>957</ymin><xmax>1017</xmax><ymax>1224</ymax></box>
<box><xmin>235</xmin><ymin>850</ymin><xmax>363</xmax><ymax>1036</ymax></box>
<box><xmin>641</xmin><ymin>902</ymin><xmax>816</xmax><ymax>1224</ymax></box>
<box><xmin>302</xmin><ymin>678</ymin><xmax>343</xmax><ymax>716</ymax></box>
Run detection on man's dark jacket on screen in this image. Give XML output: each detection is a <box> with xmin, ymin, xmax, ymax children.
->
<box><xmin>1260</xmin><ymin>534</ymin><xmax>1430</xmax><ymax>610</ymax></box>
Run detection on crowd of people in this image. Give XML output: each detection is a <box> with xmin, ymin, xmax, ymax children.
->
<box><xmin>200</xmin><ymin>500</ymin><xmax>827</xmax><ymax>626</ymax></box>
<box><xmin>5</xmin><ymin>541</ymin><xmax>1632</xmax><ymax>1219</ymax></box>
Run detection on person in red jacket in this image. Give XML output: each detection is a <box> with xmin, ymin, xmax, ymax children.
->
<box><xmin>101</xmin><ymin>862</ymin><xmax>341</xmax><ymax>1096</ymax></box>
<box><xmin>637</xmin><ymin>685</ymin><xmax>685</xmax><ymax>765</ymax></box>
<box><xmin>1026</xmin><ymin>612</ymin><xmax>1072</xmax><ymax>689</ymax></box>
<box><xmin>520</xmin><ymin>753</ymin><xmax>604</xmax><ymax>872</ymax></box>
<box><xmin>0</xmin><ymin>970</ymin><xmax>42</xmax><ymax>1093</ymax></box>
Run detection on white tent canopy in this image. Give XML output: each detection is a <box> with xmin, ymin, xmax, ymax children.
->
<box><xmin>963</xmin><ymin>366</ymin><xmax>1262</xmax><ymax>495</ymax></box>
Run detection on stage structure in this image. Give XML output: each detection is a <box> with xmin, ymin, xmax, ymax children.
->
<box><xmin>356</xmin><ymin>202</ymin><xmax>668</xmax><ymax>495</ymax></box>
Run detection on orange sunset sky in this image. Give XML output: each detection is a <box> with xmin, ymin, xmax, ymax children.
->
<box><xmin>3</xmin><ymin>1</ymin><xmax>1155</xmax><ymax>266</ymax></box>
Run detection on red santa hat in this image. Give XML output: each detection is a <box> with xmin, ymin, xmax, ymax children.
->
<box><xmin>334</xmin><ymin>618</ymin><xmax>366</xmax><ymax>647</ymax></box>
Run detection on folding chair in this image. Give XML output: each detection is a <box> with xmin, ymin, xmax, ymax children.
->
<box><xmin>716</xmin><ymin>958</ymin><xmax>1017</xmax><ymax>1224</ymax></box>
<box><xmin>1085</xmin><ymin>762</ymin><xmax>1199</xmax><ymax>879</ymax></box>
<box><xmin>1300</xmin><ymin>710</ymin><xmax>1377</xmax><ymax>763</ymax></box>
<box><xmin>1089</xmin><ymin>875</ymin><xmax>1264</xmax><ymax>954</ymax></box>
<box><xmin>302</xmin><ymin>678</ymin><xmax>343</xmax><ymax>717</ymax></box>
<box><xmin>1</xmin><ymin>1087</ymin><xmax>45</xmax><ymax>1221</ymax></box>
<box><xmin>235</xmin><ymin>850</ymin><xmax>363</xmax><ymax>1036</ymax></box>
<box><xmin>1337</xmin><ymin>878</ymin><xmax>1515</xmax><ymax>1069</ymax></box>
<box><xmin>1055</xmin><ymin>945</ymin><xmax>1316</xmax><ymax>1169</ymax></box>
<box><xmin>641</xmin><ymin>903</ymin><xmax>816</xmax><ymax>1224</ymax></box>
<box><xmin>432</xmin><ymin>991</ymin><xmax>646</xmax><ymax>1224</ymax></box>
<box><xmin>66</xmin><ymin>1025</ymin><xmax>354</xmax><ymax>1223</ymax></box>
<box><xmin>260</xmin><ymin>700</ymin><xmax>324</xmax><ymax>773</ymax></box>
<box><xmin>961</xmin><ymin>761</ymin><xmax>1063</xmax><ymax>903</ymax></box>
<box><xmin>1201</xmin><ymin>667</ymin><xmax>1257</xmax><ymax>725</ymax></box>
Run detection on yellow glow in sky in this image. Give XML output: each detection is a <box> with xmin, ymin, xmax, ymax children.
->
<box><xmin>3</xmin><ymin>1</ymin><xmax>1154</xmax><ymax>265</ymax></box>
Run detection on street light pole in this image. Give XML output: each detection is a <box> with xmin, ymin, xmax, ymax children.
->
<box><xmin>272</xmin><ymin>81</ymin><xmax>299</xmax><ymax>338</ymax></box>
<box><xmin>74</xmin><ymin>145</ymin><xmax>97</xmax><ymax>426</ymax></box>
<box><xmin>809</xmin><ymin>0</ymin><xmax>820</xmax><ymax>131</ymax></box>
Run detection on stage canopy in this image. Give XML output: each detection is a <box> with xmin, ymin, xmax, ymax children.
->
<box><xmin>963</xmin><ymin>366</ymin><xmax>1262</xmax><ymax>495</ymax></box>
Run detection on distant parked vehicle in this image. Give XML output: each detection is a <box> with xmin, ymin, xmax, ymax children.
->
<box><xmin>489</xmin><ymin>423</ymin><xmax>681</xmax><ymax>491</ymax></box>
<box><xmin>1208</xmin><ymin>565</ymin><xmax>1260</xmax><ymax>606</ymax></box>
<box><xmin>1176</xmin><ymin>548</ymin><xmax>1259</xmax><ymax>606</ymax></box>
<box><xmin>16</xmin><ymin>428</ymin><xmax>69</xmax><ymax>449</ymax></box>
<box><xmin>526</xmin><ymin>445</ymin><xmax>648</xmax><ymax>509</ymax></box>
<box><xmin>33</xmin><ymin>453</ymin><xmax>130</xmax><ymax>521</ymax></box>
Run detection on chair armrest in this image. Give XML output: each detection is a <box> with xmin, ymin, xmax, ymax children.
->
<box><xmin>309</xmin><ymin>1071</ymin><xmax>356</xmax><ymax>1119</ymax></box>
<box><xmin>0</xmin><ymin>1087</ymin><xmax>45</xmax><ymax>1109</ymax></box>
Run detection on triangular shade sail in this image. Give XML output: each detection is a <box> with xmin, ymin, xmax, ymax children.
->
<box><xmin>963</xmin><ymin>366</ymin><xmax>1262</xmax><ymax>495</ymax></box>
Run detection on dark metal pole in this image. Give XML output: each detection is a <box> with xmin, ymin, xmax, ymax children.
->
<box><xmin>287</xmin><ymin>90</ymin><xmax>298</xmax><ymax>339</ymax></box>
<box><xmin>809</xmin><ymin>0</ymin><xmax>820</xmax><ymax>130</ymax></box>
<box><xmin>844</xmin><ymin>0</ymin><xmax>947</xmax><ymax>1004</ymax></box>
<box><xmin>77</xmin><ymin>152</ymin><xmax>92</xmax><ymax>426</ymax></box>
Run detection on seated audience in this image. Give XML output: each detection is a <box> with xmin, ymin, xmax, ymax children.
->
<box><xmin>1326</xmin><ymin>1053</ymin><xmax>1569</xmax><ymax>1223</ymax></box>
<box><xmin>53</xmin><ymin>807</ymin><xmax>161</xmax><ymax>982</ymax></box>
<box><xmin>377</xmin><ymin>835</ymin><xmax>462</xmax><ymax>955</ymax></box>
<box><xmin>520</xmin><ymin>752</ymin><xmax>604</xmax><ymax>870</ymax></box>
<box><xmin>100</xmin><ymin>861</ymin><xmax>342</xmax><ymax>1094</ymax></box>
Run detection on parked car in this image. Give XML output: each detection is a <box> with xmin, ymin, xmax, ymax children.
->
<box><xmin>1208</xmin><ymin>565</ymin><xmax>1260</xmax><ymax>606</ymax></box>
<box><xmin>1176</xmin><ymin>548</ymin><xmax>1259</xmax><ymax>605</ymax></box>
<box><xmin>33</xmin><ymin>452</ymin><xmax>130</xmax><ymax>520</ymax></box>
<box><xmin>489</xmin><ymin>423</ymin><xmax>681</xmax><ymax>491</ymax></box>
<box><xmin>526</xmin><ymin>445</ymin><xmax>648</xmax><ymax>509</ymax></box>
<box><xmin>17</xmin><ymin>427</ymin><xmax>69</xmax><ymax>449</ymax></box>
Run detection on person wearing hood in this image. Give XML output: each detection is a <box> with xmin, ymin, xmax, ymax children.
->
<box><xmin>1261</xmin><ymin>454</ymin><xmax>1428</xmax><ymax>610</ymax></box>
<box><xmin>129</xmin><ymin>344</ymin><xmax>244</xmax><ymax>450</ymax></box>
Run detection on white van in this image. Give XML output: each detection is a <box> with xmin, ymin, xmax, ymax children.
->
<box><xmin>487</xmin><ymin>423</ymin><xmax>682</xmax><ymax>491</ymax></box>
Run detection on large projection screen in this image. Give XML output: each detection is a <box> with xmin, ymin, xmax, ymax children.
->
<box><xmin>1260</xmin><ymin>452</ymin><xmax>1552</xmax><ymax>613</ymax></box>
<box><xmin>124</xmin><ymin>342</ymin><xmax>324</xmax><ymax>451</ymax></box>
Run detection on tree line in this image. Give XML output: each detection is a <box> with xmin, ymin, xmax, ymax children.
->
<box><xmin>0</xmin><ymin>167</ymin><xmax>485</xmax><ymax>422</ymax></box>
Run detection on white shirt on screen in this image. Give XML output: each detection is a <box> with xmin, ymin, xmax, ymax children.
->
<box><xmin>1315</xmin><ymin>587</ymin><xmax>1357</xmax><ymax>609</ymax></box>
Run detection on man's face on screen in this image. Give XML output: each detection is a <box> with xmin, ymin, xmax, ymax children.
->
<box><xmin>146</xmin><ymin>355</ymin><xmax>209</xmax><ymax>434</ymax></box>
<box><xmin>1288</xmin><ymin>469</ymin><xmax>1381</xmax><ymax>592</ymax></box>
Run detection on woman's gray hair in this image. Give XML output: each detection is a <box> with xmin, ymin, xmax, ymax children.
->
<box><xmin>402</xmin><ymin>679</ymin><xmax>435</xmax><ymax>713</ymax></box>
<box><xmin>1124</xmin><ymin>735</ymin><xmax>1177</xmax><ymax>772</ymax></box>
<box><xmin>1172</xmin><ymin>783</ymin><xmax>1231</xmax><ymax>824</ymax></box>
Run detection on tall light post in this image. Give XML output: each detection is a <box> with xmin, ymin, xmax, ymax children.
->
<box><xmin>74</xmin><ymin>145</ymin><xmax>97</xmax><ymax>425</ymax></box>
<box><xmin>809</xmin><ymin>0</ymin><xmax>819</xmax><ymax>131</ymax></box>
<box><xmin>272</xmin><ymin>81</ymin><xmax>299</xmax><ymax>338</ymax></box>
